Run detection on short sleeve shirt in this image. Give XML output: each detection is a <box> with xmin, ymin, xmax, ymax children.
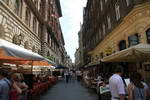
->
<box><xmin>0</xmin><ymin>78</ymin><xmax>11</xmax><ymax>100</ymax></box>
<box><xmin>109</xmin><ymin>74</ymin><xmax>125</xmax><ymax>99</ymax></box>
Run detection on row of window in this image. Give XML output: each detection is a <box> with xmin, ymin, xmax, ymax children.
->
<box><xmin>118</xmin><ymin>34</ymin><xmax>139</xmax><ymax>51</ymax></box>
<box><xmin>47</xmin><ymin>33</ymin><xmax>60</xmax><ymax>56</ymax></box>
<box><xmin>2</xmin><ymin>0</ymin><xmax>43</xmax><ymax>37</ymax></box>
<box><xmin>47</xmin><ymin>52</ymin><xmax>59</xmax><ymax>63</ymax></box>
<box><xmin>2</xmin><ymin>0</ymin><xmax>62</xmax><ymax>63</ymax></box>
<box><xmin>91</xmin><ymin>0</ymin><xmax>129</xmax><ymax>21</ymax></box>
<box><xmin>12</xmin><ymin>35</ymin><xmax>41</xmax><ymax>54</ymax></box>
<box><xmin>119</xmin><ymin>34</ymin><xmax>142</xmax><ymax>50</ymax></box>
<box><xmin>105</xmin><ymin>0</ymin><xmax>130</xmax><ymax>32</ymax></box>
<box><xmin>118</xmin><ymin>28</ymin><xmax>150</xmax><ymax>51</ymax></box>
<box><xmin>84</xmin><ymin>0</ymin><xmax>131</xmax><ymax>50</ymax></box>
<box><xmin>91</xmin><ymin>28</ymin><xmax>150</xmax><ymax>61</ymax></box>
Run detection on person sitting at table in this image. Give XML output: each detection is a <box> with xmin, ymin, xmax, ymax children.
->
<box><xmin>33</xmin><ymin>75</ymin><xmax>38</xmax><ymax>83</ymax></box>
<box><xmin>19</xmin><ymin>73</ymin><xmax>28</xmax><ymax>100</ymax></box>
<box><xmin>10</xmin><ymin>73</ymin><xmax>22</xmax><ymax>100</ymax></box>
<box><xmin>99</xmin><ymin>79</ymin><xmax>111</xmax><ymax>100</ymax></box>
<box><xmin>10</xmin><ymin>73</ymin><xmax>28</xmax><ymax>100</ymax></box>
<box><xmin>84</xmin><ymin>73</ymin><xmax>91</xmax><ymax>87</ymax></box>
<box><xmin>96</xmin><ymin>74</ymin><xmax>102</xmax><ymax>81</ymax></box>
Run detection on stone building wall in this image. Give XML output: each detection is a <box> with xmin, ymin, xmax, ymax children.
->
<box><xmin>91</xmin><ymin>3</ymin><xmax>150</xmax><ymax>59</ymax></box>
<box><xmin>89</xmin><ymin>2</ymin><xmax>150</xmax><ymax>82</ymax></box>
<box><xmin>0</xmin><ymin>0</ymin><xmax>42</xmax><ymax>53</ymax></box>
<box><xmin>82</xmin><ymin>0</ymin><xmax>150</xmax><ymax>63</ymax></box>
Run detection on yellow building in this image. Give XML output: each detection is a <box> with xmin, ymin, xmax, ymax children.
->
<box><xmin>90</xmin><ymin>2</ymin><xmax>150</xmax><ymax>82</ymax></box>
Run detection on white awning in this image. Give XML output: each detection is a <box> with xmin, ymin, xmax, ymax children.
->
<box><xmin>101</xmin><ymin>44</ymin><xmax>150</xmax><ymax>62</ymax></box>
<box><xmin>0</xmin><ymin>39</ymin><xmax>55</xmax><ymax>65</ymax></box>
<box><xmin>84</xmin><ymin>61</ymin><xmax>101</xmax><ymax>68</ymax></box>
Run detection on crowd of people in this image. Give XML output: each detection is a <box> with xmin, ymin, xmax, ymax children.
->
<box><xmin>76</xmin><ymin>65</ymin><xmax>150</xmax><ymax>100</ymax></box>
<box><xmin>0</xmin><ymin>69</ymin><xmax>57</xmax><ymax>100</ymax></box>
<box><xmin>63</xmin><ymin>70</ymin><xmax>76</xmax><ymax>83</ymax></box>
<box><xmin>56</xmin><ymin>66</ymin><xmax>150</xmax><ymax>100</ymax></box>
<box><xmin>1</xmin><ymin>65</ymin><xmax>150</xmax><ymax>100</ymax></box>
<box><xmin>109</xmin><ymin>65</ymin><xmax>150</xmax><ymax>100</ymax></box>
<box><xmin>0</xmin><ymin>69</ymin><xmax>28</xmax><ymax>100</ymax></box>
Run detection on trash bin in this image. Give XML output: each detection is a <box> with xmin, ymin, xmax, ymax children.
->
<box><xmin>100</xmin><ymin>92</ymin><xmax>111</xmax><ymax>100</ymax></box>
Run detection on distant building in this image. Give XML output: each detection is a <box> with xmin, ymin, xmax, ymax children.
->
<box><xmin>75</xmin><ymin>48</ymin><xmax>80</xmax><ymax>68</ymax></box>
<box><xmin>65</xmin><ymin>55</ymin><xmax>72</xmax><ymax>68</ymax></box>
<box><xmin>78</xmin><ymin>25</ymin><xmax>84</xmax><ymax>68</ymax></box>
<box><xmin>41</xmin><ymin>0</ymin><xmax>65</xmax><ymax>65</ymax></box>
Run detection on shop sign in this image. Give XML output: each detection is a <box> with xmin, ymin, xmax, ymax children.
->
<box><xmin>100</xmin><ymin>85</ymin><xmax>110</xmax><ymax>94</ymax></box>
<box><xmin>105</xmin><ymin>47</ymin><xmax>112</xmax><ymax>54</ymax></box>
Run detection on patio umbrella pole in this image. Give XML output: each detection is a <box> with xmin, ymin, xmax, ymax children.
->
<box><xmin>31</xmin><ymin>60</ymin><xmax>33</xmax><ymax>74</ymax></box>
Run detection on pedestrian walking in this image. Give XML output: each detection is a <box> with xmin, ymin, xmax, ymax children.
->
<box><xmin>109</xmin><ymin>65</ymin><xmax>126</xmax><ymax>100</ymax></box>
<box><xmin>64</xmin><ymin>71</ymin><xmax>69</xmax><ymax>83</ymax></box>
<box><xmin>0</xmin><ymin>69</ymin><xmax>11</xmax><ymax>100</ymax></box>
<box><xmin>127</xmin><ymin>72</ymin><xmax>149</xmax><ymax>100</ymax></box>
<box><xmin>76</xmin><ymin>70</ymin><xmax>82</xmax><ymax>81</ymax></box>
<box><xmin>71</xmin><ymin>71</ymin><xmax>76</xmax><ymax>82</ymax></box>
<box><xmin>69</xmin><ymin>71</ymin><xmax>72</xmax><ymax>81</ymax></box>
<box><xmin>84</xmin><ymin>73</ymin><xmax>91</xmax><ymax>87</ymax></box>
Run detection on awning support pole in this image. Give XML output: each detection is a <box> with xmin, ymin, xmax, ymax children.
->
<box><xmin>31</xmin><ymin>60</ymin><xmax>33</xmax><ymax>74</ymax></box>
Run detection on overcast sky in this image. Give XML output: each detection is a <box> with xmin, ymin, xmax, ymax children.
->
<box><xmin>59</xmin><ymin>0</ymin><xmax>87</xmax><ymax>63</ymax></box>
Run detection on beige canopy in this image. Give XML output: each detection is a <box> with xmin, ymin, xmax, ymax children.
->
<box><xmin>101</xmin><ymin>44</ymin><xmax>150</xmax><ymax>62</ymax></box>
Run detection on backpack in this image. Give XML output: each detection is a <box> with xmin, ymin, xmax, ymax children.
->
<box><xmin>131</xmin><ymin>83</ymin><xmax>145</xmax><ymax>100</ymax></box>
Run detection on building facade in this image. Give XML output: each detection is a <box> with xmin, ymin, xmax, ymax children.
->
<box><xmin>0</xmin><ymin>0</ymin><xmax>66</xmax><ymax>65</ymax></box>
<box><xmin>78</xmin><ymin>26</ymin><xmax>84</xmax><ymax>68</ymax></box>
<box><xmin>75</xmin><ymin>48</ymin><xmax>80</xmax><ymax>68</ymax></box>
<box><xmin>41</xmin><ymin>0</ymin><xmax>65</xmax><ymax>65</ymax></box>
<box><xmin>82</xmin><ymin>0</ymin><xmax>150</xmax><ymax>81</ymax></box>
<box><xmin>65</xmin><ymin>55</ymin><xmax>72</xmax><ymax>68</ymax></box>
<box><xmin>75</xmin><ymin>26</ymin><xmax>84</xmax><ymax>69</ymax></box>
<box><xmin>0</xmin><ymin>0</ymin><xmax>42</xmax><ymax>53</ymax></box>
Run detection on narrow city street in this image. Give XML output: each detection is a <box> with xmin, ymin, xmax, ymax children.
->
<box><xmin>1</xmin><ymin>0</ymin><xmax>150</xmax><ymax>100</ymax></box>
<box><xmin>41</xmin><ymin>80</ymin><xmax>98</xmax><ymax>100</ymax></box>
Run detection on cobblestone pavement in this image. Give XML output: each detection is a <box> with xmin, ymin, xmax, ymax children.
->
<box><xmin>41</xmin><ymin>80</ymin><xmax>98</xmax><ymax>100</ymax></box>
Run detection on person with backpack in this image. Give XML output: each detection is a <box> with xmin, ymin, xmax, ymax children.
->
<box><xmin>0</xmin><ymin>69</ymin><xmax>11</xmax><ymax>100</ymax></box>
<box><xmin>127</xmin><ymin>72</ymin><xmax>148</xmax><ymax>100</ymax></box>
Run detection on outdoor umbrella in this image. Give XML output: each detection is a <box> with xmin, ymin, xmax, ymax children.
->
<box><xmin>101</xmin><ymin>43</ymin><xmax>150</xmax><ymax>62</ymax></box>
<box><xmin>45</xmin><ymin>58</ymin><xmax>56</xmax><ymax>65</ymax></box>
<box><xmin>0</xmin><ymin>39</ymin><xmax>56</xmax><ymax>64</ymax></box>
<box><xmin>0</xmin><ymin>39</ymin><xmax>56</xmax><ymax>74</ymax></box>
<box><xmin>0</xmin><ymin>39</ymin><xmax>44</xmax><ymax>61</ymax></box>
<box><xmin>55</xmin><ymin>65</ymin><xmax>68</xmax><ymax>69</ymax></box>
